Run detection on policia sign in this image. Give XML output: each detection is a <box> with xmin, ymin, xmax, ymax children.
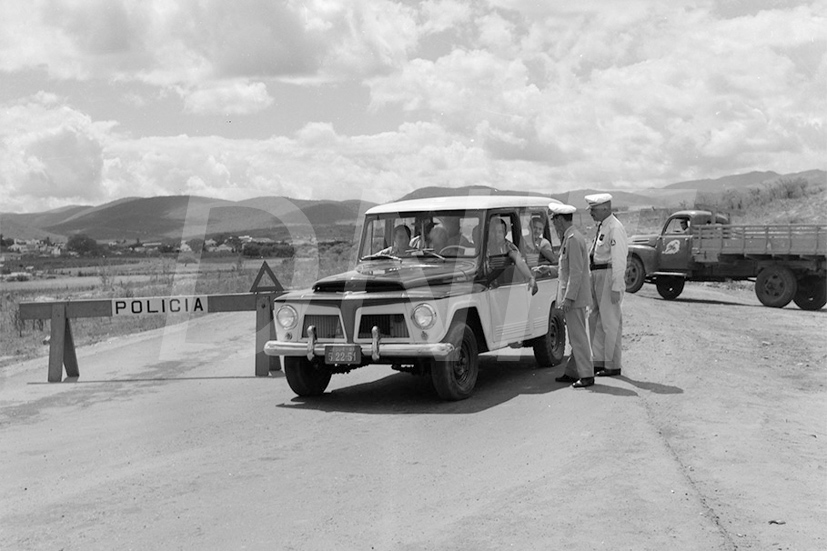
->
<box><xmin>112</xmin><ymin>296</ymin><xmax>208</xmax><ymax>315</ymax></box>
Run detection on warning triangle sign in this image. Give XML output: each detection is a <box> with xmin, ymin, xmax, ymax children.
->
<box><xmin>250</xmin><ymin>261</ymin><xmax>284</xmax><ymax>293</ymax></box>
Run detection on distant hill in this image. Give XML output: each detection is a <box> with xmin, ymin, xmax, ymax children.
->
<box><xmin>1</xmin><ymin>169</ymin><xmax>822</xmax><ymax>242</ymax></box>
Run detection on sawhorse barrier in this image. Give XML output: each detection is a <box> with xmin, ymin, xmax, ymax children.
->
<box><xmin>18</xmin><ymin>263</ymin><xmax>286</xmax><ymax>382</ymax></box>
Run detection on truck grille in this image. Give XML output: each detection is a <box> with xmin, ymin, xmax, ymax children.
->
<box><xmin>358</xmin><ymin>314</ymin><xmax>409</xmax><ymax>339</ymax></box>
<box><xmin>302</xmin><ymin>315</ymin><xmax>342</xmax><ymax>339</ymax></box>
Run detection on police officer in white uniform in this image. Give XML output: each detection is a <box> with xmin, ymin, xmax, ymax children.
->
<box><xmin>585</xmin><ymin>193</ymin><xmax>628</xmax><ymax>377</ymax></box>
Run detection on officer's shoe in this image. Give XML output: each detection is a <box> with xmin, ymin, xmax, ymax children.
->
<box><xmin>572</xmin><ymin>377</ymin><xmax>594</xmax><ymax>388</ymax></box>
<box><xmin>595</xmin><ymin>368</ymin><xmax>621</xmax><ymax>377</ymax></box>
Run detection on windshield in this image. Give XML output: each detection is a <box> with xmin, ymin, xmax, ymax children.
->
<box><xmin>359</xmin><ymin>210</ymin><xmax>483</xmax><ymax>260</ymax></box>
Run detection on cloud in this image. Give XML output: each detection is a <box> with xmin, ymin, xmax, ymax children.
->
<box><xmin>0</xmin><ymin>94</ymin><xmax>112</xmax><ymax>208</ymax></box>
<box><xmin>0</xmin><ymin>1</ymin><xmax>824</xmax><ymax>213</ymax></box>
<box><xmin>180</xmin><ymin>81</ymin><xmax>273</xmax><ymax>114</ymax></box>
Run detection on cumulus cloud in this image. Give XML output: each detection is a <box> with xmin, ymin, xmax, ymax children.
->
<box><xmin>0</xmin><ymin>0</ymin><xmax>824</xmax><ymax>212</ymax></box>
<box><xmin>0</xmin><ymin>94</ymin><xmax>113</xmax><ymax>209</ymax></box>
<box><xmin>181</xmin><ymin>81</ymin><xmax>273</xmax><ymax>114</ymax></box>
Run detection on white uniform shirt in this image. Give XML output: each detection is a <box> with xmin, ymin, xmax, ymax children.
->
<box><xmin>590</xmin><ymin>214</ymin><xmax>628</xmax><ymax>292</ymax></box>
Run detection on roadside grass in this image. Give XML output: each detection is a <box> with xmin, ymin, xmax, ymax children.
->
<box><xmin>1</xmin><ymin>247</ymin><xmax>355</xmax><ymax>369</ymax></box>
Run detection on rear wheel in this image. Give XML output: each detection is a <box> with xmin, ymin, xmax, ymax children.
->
<box><xmin>284</xmin><ymin>357</ymin><xmax>332</xmax><ymax>396</ymax></box>
<box><xmin>625</xmin><ymin>256</ymin><xmax>645</xmax><ymax>293</ymax></box>
<box><xmin>793</xmin><ymin>275</ymin><xmax>826</xmax><ymax>310</ymax></box>
<box><xmin>531</xmin><ymin>305</ymin><xmax>566</xmax><ymax>367</ymax></box>
<box><xmin>431</xmin><ymin>322</ymin><xmax>479</xmax><ymax>401</ymax></box>
<box><xmin>755</xmin><ymin>265</ymin><xmax>797</xmax><ymax>308</ymax></box>
<box><xmin>656</xmin><ymin>276</ymin><xmax>685</xmax><ymax>300</ymax></box>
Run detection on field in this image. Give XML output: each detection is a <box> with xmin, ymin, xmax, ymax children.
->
<box><xmin>2</xmin><ymin>179</ymin><xmax>824</xmax><ymax>369</ymax></box>
<box><xmin>0</xmin><ymin>243</ymin><xmax>355</xmax><ymax>368</ymax></box>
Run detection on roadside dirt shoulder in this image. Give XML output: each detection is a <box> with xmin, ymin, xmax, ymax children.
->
<box><xmin>622</xmin><ymin>282</ymin><xmax>827</xmax><ymax>550</ymax></box>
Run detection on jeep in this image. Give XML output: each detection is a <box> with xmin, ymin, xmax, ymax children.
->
<box><xmin>264</xmin><ymin>196</ymin><xmax>567</xmax><ymax>400</ymax></box>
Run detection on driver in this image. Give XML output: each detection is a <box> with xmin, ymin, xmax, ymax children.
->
<box><xmin>379</xmin><ymin>225</ymin><xmax>412</xmax><ymax>256</ymax></box>
<box><xmin>428</xmin><ymin>225</ymin><xmax>449</xmax><ymax>253</ymax></box>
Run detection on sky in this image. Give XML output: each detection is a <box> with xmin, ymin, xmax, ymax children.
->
<box><xmin>0</xmin><ymin>0</ymin><xmax>824</xmax><ymax>213</ymax></box>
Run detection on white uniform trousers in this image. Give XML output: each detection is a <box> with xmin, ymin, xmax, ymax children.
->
<box><xmin>564</xmin><ymin>307</ymin><xmax>593</xmax><ymax>379</ymax></box>
<box><xmin>589</xmin><ymin>269</ymin><xmax>623</xmax><ymax>371</ymax></box>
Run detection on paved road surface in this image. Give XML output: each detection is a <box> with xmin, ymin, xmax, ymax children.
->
<box><xmin>1</xmin><ymin>283</ymin><xmax>824</xmax><ymax>550</ymax></box>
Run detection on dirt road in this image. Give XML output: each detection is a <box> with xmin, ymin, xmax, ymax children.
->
<box><xmin>1</xmin><ymin>282</ymin><xmax>824</xmax><ymax>550</ymax></box>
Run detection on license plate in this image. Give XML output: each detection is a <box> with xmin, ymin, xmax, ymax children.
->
<box><xmin>325</xmin><ymin>344</ymin><xmax>362</xmax><ymax>365</ymax></box>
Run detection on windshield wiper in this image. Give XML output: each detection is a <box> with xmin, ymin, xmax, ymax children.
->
<box><xmin>415</xmin><ymin>250</ymin><xmax>446</xmax><ymax>261</ymax></box>
<box><xmin>360</xmin><ymin>253</ymin><xmax>402</xmax><ymax>261</ymax></box>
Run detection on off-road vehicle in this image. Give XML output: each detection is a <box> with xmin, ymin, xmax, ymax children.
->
<box><xmin>265</xmin><ymin>196</ymin><xmax>566</xmax><ymax>400</ymax></box>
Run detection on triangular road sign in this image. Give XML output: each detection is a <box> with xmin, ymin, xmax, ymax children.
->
<box><xmin>250</xmin><ymin>261</ymin><xmax>284</xmax><ymax>293</ymax></box>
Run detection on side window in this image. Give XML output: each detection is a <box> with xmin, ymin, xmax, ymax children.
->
<box><xmin>665</xmin><ymin>217</ymin><xmax>690</xmax><ymax>234</ymax></box>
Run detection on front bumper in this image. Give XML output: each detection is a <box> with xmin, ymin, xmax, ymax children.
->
<box><xmin>263</xmin><ymin>326</ymin><xmax>454</xmax><ymax>361</ymax></box>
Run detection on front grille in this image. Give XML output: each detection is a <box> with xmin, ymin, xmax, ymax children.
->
<box><xmin>302</xmin><ymin>315</ymin><xmax>342</xmax><ymax>339</ymax></box>
<box><xmin>358</xmin><ymin>314</ymin><xmax>409</xmax><ymax>339</ymax></box>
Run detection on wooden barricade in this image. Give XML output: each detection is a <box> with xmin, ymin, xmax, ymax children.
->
<box><xmin>17</xmin><ymin>263</ymin><xmax>285</xmax><ymax>382</ymax></box>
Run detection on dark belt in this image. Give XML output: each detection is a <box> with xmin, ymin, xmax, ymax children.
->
<box><xmin>590</xmin><ymin>263</ymin><xmax>612</xmax><ymax>270</ymax></box>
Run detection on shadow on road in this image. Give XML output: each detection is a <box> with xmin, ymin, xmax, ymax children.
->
<box><xmin>277</xmin><ymin>352</ymin><xmax>683</xmax><ymax>414</ymax></box>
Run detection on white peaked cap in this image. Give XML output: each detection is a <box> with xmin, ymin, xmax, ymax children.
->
<box><xmin>548</xmin><ymin>203</ymin><xmax>576</xmax><ymax>215</ymax></box>
<box><xmin>584</xmin><ymin>193</ymin><xmax>612</xmax><ymax>206</ymax></box>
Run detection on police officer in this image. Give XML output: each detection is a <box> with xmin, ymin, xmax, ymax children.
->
<box><xmin>585</xmin><ymin>193</ymin><xmax>628</xmax><ymax>377</ymax></box>
<box><xmin>550</xmin><ymin>203</ymin><xmax>594</xmax><ymax>388</ymax></box>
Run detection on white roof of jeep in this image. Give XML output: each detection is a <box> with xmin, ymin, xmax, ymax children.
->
<box><xmin>367</xmin><ymin>195</ymin><xmax>562</xmax><ymax>215</ymax></box>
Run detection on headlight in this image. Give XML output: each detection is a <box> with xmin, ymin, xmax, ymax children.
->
<box><xmin>412</xmin><ymin>303</ymin><xmax>437</xmax><ymax>329</ymax></box>
<box><xmin>276</xmin><ymin>305</ymin><xmax>298</xmax><ymax>329</ymax></box>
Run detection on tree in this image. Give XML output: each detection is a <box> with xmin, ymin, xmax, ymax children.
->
<box><xmin>67</xmin><ymin>234</ymin><xmax>100</xmax><ymax>256</ymax></box>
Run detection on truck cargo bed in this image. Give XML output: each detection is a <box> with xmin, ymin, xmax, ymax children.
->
<box><xmin>692</xmin><ymin>225</ymin><xmax>827</xmax><ymax>262</ymax></box>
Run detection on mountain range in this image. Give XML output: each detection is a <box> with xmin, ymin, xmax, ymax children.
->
<box><xmin>2</xmin><ymin>169</ymin><xmax>824</xmax><ymax>242</ymax></box>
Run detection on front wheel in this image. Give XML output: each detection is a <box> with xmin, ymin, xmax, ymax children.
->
<box><xmin>656</xmin><ymin>276</ymin><xmax>685</xmax><ymax>300</ymax></box>
<box><xmin>755</xmin><ymin>265</ymin><xmax>797</xmax><ymax>308</ymax></box>
<box><xmin>284</xmin><ymin>357</ymin><xmax>332</xmax><ymax>396</ymax></box>
<box><xmin>531</xmin><ymin>305</ymin><xmax>566</xmax><ymax>367</ymax></box>
<box><xmin>625</xmin><ymin>256</ymin><xmax>645</xmax><ymax>293</ymax></box>
<box><xmin>431</xmin><ymin>322</ymin><xmax>479</xmax><ymax>401</ymax></box>
<box><xmin>792</xmin><ymin>275</ymin><xmax>826</xmax><ymax>310</ymax></box>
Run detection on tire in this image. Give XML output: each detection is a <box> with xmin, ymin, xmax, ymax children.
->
<box><xmin>656</xmin><ymin>276</ymin><xmax>685</xmax><ymax>300</ymax></box>
<box><xmin>532</xmin><ymin>305</ymin><xmax>566</xmax><ymax>367</ymax></box>
<box><xmin>625</xmin><ymin>256</ymin><xmax>645</xmax><ymax>293</ymax></box>
<box><xmin>793</xmin><ymin>275</ymin><xmax>826</xmax><ymax>311</ymax></box>
<box><xmin>284</xmin><ymin>356</ymin><xmax>332</xmax><ymax>396</ymax></box>
<box><xmin>755</xmin><ymin>265</ymin><xmax>797</xmax><ymax>308</ymax></box>
<box><xmin>431</xmin><ymin>322</ymin><xmax>479</xmax><ymax>401</ymax></box>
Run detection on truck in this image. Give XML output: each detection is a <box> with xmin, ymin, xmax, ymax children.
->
<box><xmin>264</xmin><ymin>195</ymin><xmax>566</xmax><ymax>400</ymax></box>
<box><xmin>624</xmin><ymin>210</ymin><xmax>827</xmax><ymax>310</ymax></box>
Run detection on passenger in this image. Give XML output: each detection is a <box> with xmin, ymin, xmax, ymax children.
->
<box><xmin>487</xmin><ymin>218</ymin><xmax>537</xmax><ymax>294</ymax></box>
<box><xmin>531</xmin><ymin>216</ymin><xmax>557</xmax><ymax>264</ymax></box>
<box><xmin>441</xmin><ymin>216</ymin><xmax>472</xmax><ymax>248</ymax></box>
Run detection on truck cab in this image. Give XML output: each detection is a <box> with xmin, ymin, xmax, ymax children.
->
<box><xmin>625</xmin><ymin>210</ymin><xmax>729</xmax><ymax>298</ymax></box>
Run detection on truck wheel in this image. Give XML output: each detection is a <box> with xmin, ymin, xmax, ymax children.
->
<box><xmin>532</xmin><ymin>305</ymin><xmax>566</xmax><ymax>367</ymax></box>
<box><xmin>431</xmin><ymin>322</ymin><xmax>479</xmax><ymax>401</ymax></box>
<box><xmin>792</xmin><ymin>275</ymin><xmax>826</xmax><ymax>310</ymax></box>
<box><xmin>755</xmin><ymin>265</ymin><xmax>797</xmax><ymax>308</ymax></box>
<box><xmin>656</xmin><ymin>276</ymin><xmax>685</xmax><ymax>300</ymax></box>
<box><xmin>284</xmin><ymin>357</ymin><xmax>332</xmax><ymax>396</ymax></box>
<box><xmin>625</xmin><ymin>256</ymin><xmax>645</xmax><ymax>293</ymax></box>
